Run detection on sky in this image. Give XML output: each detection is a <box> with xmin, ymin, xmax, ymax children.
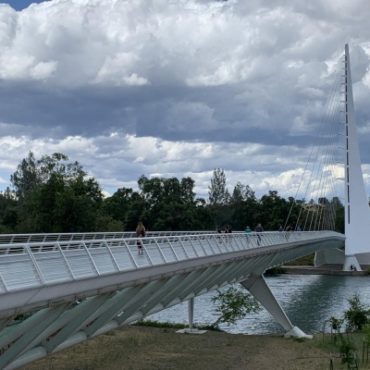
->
<box><xmin>0</xmin><ymin>0</ymin><xmax>370</xmax><ymax>200</ymax></box>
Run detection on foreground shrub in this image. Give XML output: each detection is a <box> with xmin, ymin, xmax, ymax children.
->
<box><xmin>344</xmin><ymin>294</ymin><xmax>370</xmax><ymax>331</ymax></box>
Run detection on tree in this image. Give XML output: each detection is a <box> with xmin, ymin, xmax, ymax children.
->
<box><xmin>103</xmin><ymin>187</ymin><xmax>136</xmax><ymax>228</ymax></box>
<box><xmin>208</xmin><ymin>168</ymin><xmax>231</xmax><ymax>228</ymax></box>
<box><xmin>11</xmin><ymin>152</ymin><xmax>40</xmax><ymax>200</ymax></box>
<box><xmin>137</xmin><ymin>175</ymin><xmax>201</xmax><ymax>230</ymax></box>
<box><xmin>211</xmin><ymin>286</ymin><xmax>261</xmax><ymax>327</ymax></box>
<box><xmin>259</xmin><ymin>190</ymin><xmax>288</xmax><ymax>230</ymax></box>
<box><xmin>208</xmin><ymin>168</ymin><xmax>229</xmax><ymax>205</ymax></box>
<box><xmin>0</xmin><ymin>188</ymin><xmax>18</xmax><ymax>232</ymax></box>
<box><xmin>344</xmin><ymin>294</ymin><xmax>370</xmax><ymax>331</ymax></box>
<box><xmin>12</xmin><ymin>152</ymin><xmax>104</xmax><ymax>232</ymax></box>
<box><xmin>332</xmin><ymin>197</ymin><xmax>344</xmax><ymax>232</ymax></box>
<box><xmin>230</xmin><ymin>183</ymin><xmax>258</xmax><ymax>230</ymax></box>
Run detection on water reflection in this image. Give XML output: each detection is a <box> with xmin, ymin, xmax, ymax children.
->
<box><xmin>149</xmin><ymin>275</ymin><xmax>370</xmax><ymax>335</ymax></box>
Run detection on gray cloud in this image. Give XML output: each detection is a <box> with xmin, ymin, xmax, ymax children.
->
<box><xmin>0</xmin><ymin>0</ymin><xmax>370</xmax><ymax>198</ymax></box>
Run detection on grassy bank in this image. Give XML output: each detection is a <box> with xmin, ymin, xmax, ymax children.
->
<box><xmin>20</xmin><ymin>325</ymin><xmax>357</xmax><ymax>370</ymax></box>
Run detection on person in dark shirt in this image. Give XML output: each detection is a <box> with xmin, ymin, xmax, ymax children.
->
<box><xmin>255</xmin><ymin>223</ymin><xmax>264</xmax><ymax>245</ymax></box>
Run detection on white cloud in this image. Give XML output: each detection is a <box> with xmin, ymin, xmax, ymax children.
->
<box><xmin>0</xmin><ymin>0</ymin><xmax>370</xmax><ymax>202</ymax></box>
<box><xmin>0</xmin><ymin>0</ymin><xmax>367</xmax><ymax>88</ymax></box>
<box><xmin>0</xmin><ymin>131</ymin><xmax>349</xmax><ymax>199</ymax></box>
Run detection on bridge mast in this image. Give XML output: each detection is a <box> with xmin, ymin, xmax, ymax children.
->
<box><xmin>343</xmin><ymin>43</ymin><xmax>370</xmax><ymax>270</ymax></box>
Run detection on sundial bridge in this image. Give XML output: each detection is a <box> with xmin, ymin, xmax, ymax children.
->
<box><xmin>0</xmin><ymin>44</ymin><xmax>369</xmax><ymax>369</ymax></box>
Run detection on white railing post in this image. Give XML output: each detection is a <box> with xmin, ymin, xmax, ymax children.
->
<box><xmin>25</xmin><ymin>246</ymin><xmax>45</xmax><ymax>284</ymax></box>
<box><xmin>82</xmin><ymin>242</ymin><xmax>100</xmax><ymax>276</ymax></box>
<box><xmin>166</xmin><ymin>237</ymin><xmax>181</xmax><ymax>261</ymax></box>
<box><xmin>178</xmin><ymin>237</ymin><xmax>190</xmax><ymax>258</ymax></box>
<box><xmin>205</xmin><ymin>235</ymin><xmax>221</xmax><ymax>254</ymax></box>
<box><xmin>154</xmin><ymin>239</ymin><xmax>168</xmax><ymax>263</ymax></box>
<box><xmin>103</xmin><ymin>241</ymin><xmax>121</xmax><ymax>272</ymax></box>
<box><xmin>141</xmin><ymin>242</ymin><xmax>154</xmax><ymax>265</ymax></box>
<box><xmin>57</xmin><ymin>243</ymin><xmax>75</xmax><ymax>279</ymax></box>
<box><xmin>187</xmin><ymin>237</ymin><xmax>200</xmax><ymax>257</ymax></box>
<box><xmin>193</xmin><ymin>236</ymin><xmax>208</xmax><ymax>256</ymax></box>
<box><xmin>0</xmin><ymin>271</ymin><xmax>8</xmax><ymax>292</ymax></box>
<box><xmin>123</xmin><ymin>240</ymin><xmax>139</xmax><ymax>268</ymax></box>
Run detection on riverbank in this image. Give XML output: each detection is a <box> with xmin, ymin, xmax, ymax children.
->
<box><xmin>21</xmin><ymin>326</ymin><xmax>346</xmax><ymax>370</ymax></box>
<box><xmin>283</xmin><ymin>265</ymin><xmax>368</xmax><ymax>276</ymax></box>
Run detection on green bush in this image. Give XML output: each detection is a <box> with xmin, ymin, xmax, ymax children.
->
<box><xmin>339</xmin><ymin>336</ymin><xmax>357</xmax><ymax>366</ymax></box>
<box><xmin>344</xmin><ymin>294</ymin><xmax>370</xmax><ymax>332</ymax></box>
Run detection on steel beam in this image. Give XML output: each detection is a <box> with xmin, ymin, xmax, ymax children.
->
<box><xmin>0</xmin><ymin>304</ymin><xmax>68</xmax><ymax>369</ymax></box>
<box><xmin>241</xmin><ymin>275</ymin><xmax>311</xmax><ymax>338</ymax></box>
<box><xmin>45</xmin><ymin>294</ymin><xmax>113</xmax><ymax>353</ymax></box>
<box><xmin>85</xmin><ymin>281</ymin><xmax>162</xmax><ymax>336</ymax></box>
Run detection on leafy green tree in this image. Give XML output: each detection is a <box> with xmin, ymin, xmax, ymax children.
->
<box><xmin>0</xmin><ymin>188</ymin><xmax>18</xmax><ymax>232</ymax></box>
<box><xmin>258</xmin><ymin>190</ymin><xmax>288</xmax><ymax>230</ymax></box>
<box><xmin>2</xmin><ymin>151</ymin><xmax>340</xmax><ymax>234</ymax></box>
<box><xmin>208</xmin><ymin>168</ymin><xmax>231</xmax><ymax>229</ymax></box>
<box><xmin>332</xmin><ymin>197</ymin><xmax>344</xmax><ymax>232</ymax></box>
<box><xmin>211</xmin><ymin>286</ymin><xmax>261</xmax><ymax>327</ymax></box>
<box><xmin>230</xmin><ymin>183</ymin><xmax>258</xmax><ymax>230</ymax></box>
<box><xmin>208</xmin><ymin>168</ymin><xmax>229</xmax><ymax>206</ymax></box>
<box><xmin>137</xmin><ymin>175</ymin><xmax>202</xmax><ymax>231</ymax></box>
<box><xmin>11</xmin><ymin>152</ymin><xmax>40</xmax><ymax>200</ymax></box>
<box><xmin>344</xmin><ymin>294</ymin><xmax>370</xmax><ymax>331</ymax></box>
<box><xmin>12</xmin><ymin>153</ymin><xmax>104</xmax><ymax>232</ymax></box>
<box><xmin>103</xmin><ymin>187</ymin><xmax>136</xmax><ymax>229</ymax></box>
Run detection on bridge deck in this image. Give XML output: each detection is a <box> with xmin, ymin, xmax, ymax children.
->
<box><xmin>0</xmin><ymin>231</ymin><xmax>339</xmax><ymax>294</ymax></box>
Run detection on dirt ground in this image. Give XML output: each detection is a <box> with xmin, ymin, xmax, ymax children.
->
<box><xmin>19</xmin><ymin>325</ymin><xmax>355</xmax><ymax>370</ymax></box>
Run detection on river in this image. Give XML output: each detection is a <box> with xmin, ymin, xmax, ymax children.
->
<box><xmin>148</xmin><ymin>274</ymin><xmax>370</xmax><ymax>334</ymax></box>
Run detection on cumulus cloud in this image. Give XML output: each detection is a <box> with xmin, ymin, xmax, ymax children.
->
<box><xmin>0</xmin><ymin>0</ymin><xmax>369</xmax><ymax>199</ymax></box>
<box><xmin>0</xmin><ymin>131</ymin><xmax>346</xmax><ymax>200</ymax></box>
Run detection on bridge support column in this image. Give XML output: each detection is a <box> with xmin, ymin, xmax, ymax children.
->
<box><xmin>241</xmin><ymin>275</ymin><xmax>312</xmax><ymax>339</ymax></box>
<box><xmin>188</xmin><ymin>297</ymin><xmax>194</xmax><ymax>330</ymax></box>
<box><xmin>343</xmin><ymin>255</ymin><xmax>362</xmax><ymax>272</ymax></box>
<box><xmin>177</xmin><ymin>297</ymin><xmax>206</xmax><ymax>335</ymax></box>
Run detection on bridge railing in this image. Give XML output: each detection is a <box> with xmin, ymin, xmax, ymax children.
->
<box><xmin>0</xmin><ymin>231</ymin><xmax>213</xmax><ymax>245</ymax></box>
<box><xmin>0</xmin><ymin>231</ymin><xmax>343</xmax><ymax>295</ymax></box>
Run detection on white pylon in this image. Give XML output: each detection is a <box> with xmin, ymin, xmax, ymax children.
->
<box><xmin>343</xmin><ymin>43</ymin><xmax>370</xmax><ymax>270</ymax></box>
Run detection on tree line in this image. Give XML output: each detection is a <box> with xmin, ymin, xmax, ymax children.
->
<box><xmin>0</xmin><ymin>152</ymin><xmax>344</xmax><ymax>234</ymax></box>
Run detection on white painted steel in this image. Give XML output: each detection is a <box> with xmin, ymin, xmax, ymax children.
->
<box><xmin>0</xmin><ymin>231</ymin><xmax>344</xmax><ymax>369</ymax></box>
<box><xmin>0</xmin><ymin>231</ymin><xmax>212</xmax><ymax>245</ymax></box>
<box><xmin>343</xmin><ymin>44</ymin><xmax>370</xmax><ymax>267</ymax></box>
<box><xmin>0</xmin><ymin>231</ymin><xmax>340</xmax><ymax>296</ymax></box>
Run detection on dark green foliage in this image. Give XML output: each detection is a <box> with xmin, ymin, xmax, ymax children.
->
<box><xmin>208</xmin><ymin>168</ymin><xmax>231</xmax><ymax>229</ymax></box>
<box><xmin>134</xmin><ymin>320</ymin><xmax>222</xmax><ymax>332</ymax></box>
<box><xmin>339</xmin><ymin>336</ymin><xmax>357</xmax><ymax>366</ymax></box>
<box><xmin>259</xmin><ymin>191</ymin><xmax>289</xmax><ymax>230</ymax></box>
<box><xmin>10</xmin><ymin>152</ymin><xmax>40</xmax><ymax>200</ymax></box>
<box><xmin>0</xmin><ymin>158</ymin><xmax>345</xmax><ymax>234</ymax></box>
<box><xmin>211</xmin><ymin>286</ymin><xmax>261</xmax><ymax>326</ymax></box>
<box><xmin>362</xmin><ymin>323</ymin><xmax>370</xmax><ymax>341</ymax></box>
<box><xmin>208</xmin><ymin>168</ymin><xmax>229</xmax><ymax>206</ymax></box>
<box><xmin>344</xmin><ymin>294</ymin><xmax>370</xmax><ymax>332</ymax></box>
<box><xmin>9</xmin><ymin>152</ymin><xmax>104</xmax><ymax>232</ymax></box>
<box><xmin>264</xmin><ymin>266</ymin><xmax>287</xmax><ymax>275</ymax></box>
<box><xmin>0</xmin><ymin>188</ymin><xmax>18</xmax><ymax>232</ymax></box>
<box><xmin>328</xmin><ymin>316</ymin><xmax>344</xmax><ymax>343</ymax></box>
<box><xmin>135</xmin><ymin>320</ymin><xmax>188</xmax><ymax>329</ymax></box>
<box><xmin>136</xmin><ymin>175</ymin><xmax>212</xmax><ymax>231</ymax></box>
<box><xmin>329</xmin><ymin>316</ymin><xmax>343</xmax><ymax>332</ymax></box>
